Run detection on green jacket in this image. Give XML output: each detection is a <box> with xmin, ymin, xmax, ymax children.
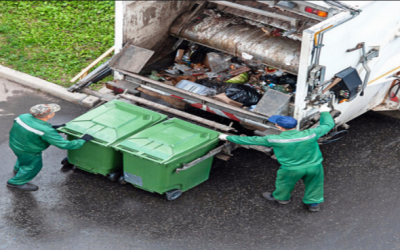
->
<box><xmin>9</xmin><ymin>113</ymin><xmax>85</xmax><ymax>154</ymax></box>
<box><xmin>227</xmin><ymin>112</ymin><xmax>335</xmax><ymax>170</ymax></box>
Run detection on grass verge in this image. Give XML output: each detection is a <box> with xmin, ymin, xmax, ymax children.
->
<box><xmin>0</xmin><ymin>1</ymin><xmax>114</xmax><ymax>88</ymax></box>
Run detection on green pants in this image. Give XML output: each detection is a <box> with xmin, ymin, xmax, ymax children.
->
<box><xmin>272</xmin><ymin>163</ymin><xmax>324</xmax><ymax>204</ymax></box>
<box><xmin>8</xmin><ymin>149</ymin><xmax>43</xmax><ymax>185</ymax></box>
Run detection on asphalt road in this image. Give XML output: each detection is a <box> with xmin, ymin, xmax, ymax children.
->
<box><xmin>1</xmin><ymin>78</ymin><xmax>400</xmax><ymax>250</ymax></box>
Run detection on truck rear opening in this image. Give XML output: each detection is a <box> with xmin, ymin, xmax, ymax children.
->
<box><xmin>109</xmin><ymin>1</ymin><xmax>341</xmax><ymax>131</ymax></box>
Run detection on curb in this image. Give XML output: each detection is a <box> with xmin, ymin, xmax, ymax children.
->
<box><xmin>0</xmin><ymin>65</ymin><xmax>100</xmax><ymax>108</ymax></box>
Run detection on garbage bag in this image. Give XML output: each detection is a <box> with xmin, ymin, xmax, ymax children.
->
<box><xmin>279</xmin><ymin>74</ymin><xmax>297</xmax><ymax>85</ymax></box>
<box><xmin>259</xmin><ymin>74</ymin><xmax>278</xmax><ymax>83</ymax></box>
<box><xmin>190</xmin><ymin>46</ymin><xmax>215</xmax><ymax>64</ymax></box>
<box><xmin>225</xmin><ymin>84</ymin><xmax>262</xmax><ymax>106</ymax></box>
<box><xmin>196</xmin><ymin>79</ymin><xmax>228</xmax><ymax>94</ymax></box>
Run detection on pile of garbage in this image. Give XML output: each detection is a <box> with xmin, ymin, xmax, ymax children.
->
<box><xmin>146</xmin><ymin>43</ymin><xmax>297</xmax><ymax>110</ymax></box>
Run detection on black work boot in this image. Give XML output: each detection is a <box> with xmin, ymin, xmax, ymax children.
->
<box><xmin>307</xmin><ymin>203</ymin><xmax>320</xmax><ymax>212</ymax></box>
<box><xmin>6</xmin><ymin>182</ymin><xmax>39</xmax><ymax>191</ymax></box>
<box><xmin>262</xmin><ymin>192</ymin><xmax>290</xmax><ymax>205</ymax></box>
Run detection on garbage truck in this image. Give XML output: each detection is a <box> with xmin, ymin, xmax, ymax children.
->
<box><xmin>75</xmin><ymin>1</ymin><xmax>400</xmax><ymax>145</ymax></box>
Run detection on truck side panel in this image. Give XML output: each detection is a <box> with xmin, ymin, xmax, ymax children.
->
<box><xmin>121</xmin><ymin>1</ymin><xmax>193</xmax><ymax>51</ymax></box>
<box><xmin>294</xmin><ymin>29</ymin><xmax>315</xmax><ymax>121</ymax></box>
<box><xmin>306</xmin><ymin>1</ymin><xmax>400</xmax><ymax>123</ymax></box>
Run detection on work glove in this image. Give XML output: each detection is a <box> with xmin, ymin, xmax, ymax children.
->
<box><xmin>52</xmin><ymin>124</ymin><xmax>66</xmax><ymax>129</ymax></box>
<box><xmin>320</xmin><ymin>104</ymin><xmax>331</xmax><ymax>113</ymax></box>
<box><xmin>219</xmin><ymin>134</ymin><xmax>228</xmax><ymax>141</ymax></box>
<box><xmin>80</xmin><ymin>134</ymin><xmax>94</xmax><ymax>142</ymax></box>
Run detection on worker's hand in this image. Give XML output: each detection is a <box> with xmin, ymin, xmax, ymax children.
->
<box><xmin>219</xmin><ymin>134</ymin><xmax>228</xmax><ymax>141</ymax></box>
<box><xmin>80</xmin><ymin>134</ymin><xmax>94</xmax><ymax>142</ymax></box>
<box><xmin>320</xmin><ymin>104</ymin><xmax>331</xmax><ymax>113</ymax></box>
<box><xmin>52</xmin><ymin>124</ymin><xmax>66</xmax><ymax>129</ymax></box>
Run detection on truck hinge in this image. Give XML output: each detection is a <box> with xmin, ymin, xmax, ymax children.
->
<box><xmin>361</xmin><ymin>49</ymin><xmax>379</xmax><ymax>63</ymax></box>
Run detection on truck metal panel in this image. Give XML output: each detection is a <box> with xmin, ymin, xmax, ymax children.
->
<box><xmin>306</xmin><ymin>1</ymin><xmax>400</xmax><ymax>124</ymax></box>
<box><xmin>121</xmin><ymin>1</ymin><xmax>193</xmax><ymax>51</ymax></box>
<box><xmin>170</xmin><ymin>13</ymin><xmax>301</xmax><ymax>74</ymax></box>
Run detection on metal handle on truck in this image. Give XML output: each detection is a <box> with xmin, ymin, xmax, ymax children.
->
<box><xmin>175</xmin><ymin>143</ymin><xmax>232</xmax><ymax>173</ymax></box>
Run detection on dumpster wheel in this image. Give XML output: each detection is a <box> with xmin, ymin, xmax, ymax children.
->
<box><xmin>118</xmin><ymin>176</ymin><xmax>127</xmax><ymax>185</ymax></box>
<box><xmin>61</xmin><ymin>157</ymin><xmax>73</xmax><ymax>167</ymax></box>
<box><xmin>107</xmin><ymin>172</ymin><xmax>120</xmax><ymax>182</ymax></box>
<box><xmin>61</xmin><ymin>157</ymin><xmax>74</xmax><ymax>172</ymax></box>
<box><xmin>165</xmin><ymin>189</ymin><xmax>182</xmax><ymax>201</ymax></box>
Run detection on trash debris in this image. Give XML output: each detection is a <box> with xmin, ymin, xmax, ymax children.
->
<box><xmin>229</xmin><ymin>66</ymin><xmax>251</xmax><ymax>76</ymax></box>
<box><xmin>195</xmin><ymin>78</ymin><xmax>227</xmax><ymax>93</ymax></box>
<box><xmin>204</xmin><ymin>9</ymin><xmax>222</xmax><ymax>19</ymax></box>
<box><xmin>225</xmin><ymin>84</ymin><xmax>262</xmax><ymax>106</ymax></box>
<box><xmin>242</xmin><ymin>52</ymin><xmax>254</xmax><ymax>60</ymax></box>
<box><xmin>148</xmin><ymin>71</ymin><xmax>165</xmax><ymax>81</ymax></box>
<box><xmin>205</xmin><ymin>72</ymin><xmax>219</xmax><ymax>79</ymax></box>
<box><xmin>279</xmin><ymin>74</ymin><xmax>297</xmax><ymax>85</ymax></box>
<box><xmin>166</xmin><ymin>63</ymin><xmax>191</xmax><ymax>75</ymax></box>
<box><xmin>216</xmin><ymin>72</ymin><xmax>231</xmax><ymax>82</ymax></box>
<box><xmin>270</xmin><ymin>84</ymin><xmax>288</xmax><ymax>94</ymax></box>
<box><xmin>175</xmin><ymin>49</ymin><xmax>185</xmax><ymax>63</ymax></box>
<box><xmin>189</xmin><ymin>63</ymin><xmax>209</xmax><ymax>76</ymax></box>
<box><xmin>205</xmin><ymin>52</ymin><xmax>232</xmax><ymax>73</ymax></box>
<box><xmin>176</xmin><ymin>80</ymin><xmax>217</xmax><ymax>96</ymax></box>
<box><xmin>139</xmin><ymin>41</ymin><xmax>297</xmax><ymax>113</ymax></box>
<box><xmin>274</xmin><ymin>70</ymin><xmax>285</xmax><ymax>77</ymax></box>
<box><xmin>226</xmin><ymin>72</ymin><xmax>249</xmax><ymax>84</ymax></box>
<box><xmin>249</xmin><ymin>105</ymin><xmax>257</xmax><ymax>111</ymax></box>
<box><xmin>172</xmin><ymin>75</ymin><xmax>197</xmax><ymax>85</ymax></box>
<box><xmin>261</xmin><ymin>27</ymin><xmax>274</xmax><ymax>36</ymax></box>
<box><xmin>265</xmin><ymin>67</ymin><xmax>277</xmax><ymax>74</ymax></box>
<box><xmin>260</xmin><ymin>74</ymin><xmax>278</xmax><ymax>84</ymax></box>
<box><xmin>213</xmin><ymin>93</ymin><xmax>243</xmax><ymax>107</ymax></box>
<box><xmin>190</xmin><ymin>46</ymin><xmax>214</xmax><ymax>64</ymax></box>
<box><xmin>175</xmin><ymin>64</ymin><xmax>192</xmax><ymax>73</ymax></box>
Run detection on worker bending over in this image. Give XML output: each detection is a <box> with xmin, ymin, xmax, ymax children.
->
<box><xmin>7</xmin><ymin>104</ymin><xmax>94</xmax><ymax>192</ymax></box>
<box><xmin>219</xmin><ymin>105</ymin><xmax>334</xmax><ymax>212</ymax></box>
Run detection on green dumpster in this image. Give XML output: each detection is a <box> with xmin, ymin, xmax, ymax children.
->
<box><xmin>113</xmin><ymin>118</ymin><xmax>220</xmax><ymax>200</ymax></box>
<box><xmin>58</xmin><ymin>99</ymin><xmax>167</xmax><ymax>180</ymax></box>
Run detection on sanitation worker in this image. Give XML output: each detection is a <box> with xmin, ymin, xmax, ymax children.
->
<box><xmin>219</xmin><ymin>105</ymin><xmax>334</xmax><ymax>212</ymax></box>
<box><xmin>7</xmin><ymin>104</ymin><xmax>94</xmax><ymax>192</ymax></box>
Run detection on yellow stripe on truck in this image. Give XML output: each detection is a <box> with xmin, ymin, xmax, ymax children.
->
<box><xmin>368</xmin><ymin>65</ymin><xmax>400</xmax><ymax>85</ymax></box>
<box><xmin>314</xmin><ymin>25</ymin><xmax>333</xmax><ymax>46</ymax></box>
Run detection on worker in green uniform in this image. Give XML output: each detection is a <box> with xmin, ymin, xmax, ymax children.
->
<box><xmin>7</xmin><ymin>103</ymin><xmax>94</xmax><ymax>192</ymax></box>
<box><xmin>219</xmin><ymin>105</ymin><xmax>334</xmax><ymax>212</ymax></box>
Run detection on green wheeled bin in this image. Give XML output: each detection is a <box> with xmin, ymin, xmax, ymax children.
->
<box><xmin>58</xmin><ymin>99</ymin><xmax>167</xmax><ymax>181</ymax></box>
<box><xmin>113</xmin><ymin>118</ymin><xmax>220</xmax><ymax>200</ymax></box>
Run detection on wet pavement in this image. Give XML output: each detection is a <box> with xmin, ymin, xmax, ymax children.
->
<box><xmin>1</xmin><ymin>77</ymin><xmax>400</xmax><ymax>249</ymax></box>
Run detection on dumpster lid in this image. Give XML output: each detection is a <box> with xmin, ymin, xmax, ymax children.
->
<box><xmin>114</xmin><ymin>118</ymin><xmax>219</xmax><ymax>162</ymax></box>
<box><xmin>59</xmin><ymin>100</ymin><xmax>167</xmax><ymax>146</ymax></box>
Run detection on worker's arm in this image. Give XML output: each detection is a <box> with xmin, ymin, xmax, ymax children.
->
<box><xmin>226</xmin><ymin>135</ymin><xmax>272</xmax><ymax>147</ymax></box>
<box><xmin>312</xmin><ymin>112</ymin><xmax>335</xmax><ymax>139</ymax></box>
<box><xmin>42</xmin><ymin>129</ymin><xmax>86</xmax><ymax>150</ymax></box>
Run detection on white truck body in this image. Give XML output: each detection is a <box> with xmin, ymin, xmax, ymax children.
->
<box><xmin>112</xmin><ymin>1</ymin><xmax>400</xmax><ymax>134</ymax></box>
<box><xmin>295</xmin><ymin>1</ymin><xmax>400</xmax><ymax>124</ymax></box>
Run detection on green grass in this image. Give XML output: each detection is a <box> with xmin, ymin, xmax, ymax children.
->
<box><xmin>0</xmin><ymin>1</ymin><xmax>114</xmax><ymax>87</ymax></box>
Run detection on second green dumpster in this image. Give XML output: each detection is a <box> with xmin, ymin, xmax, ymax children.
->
<box><xmin>113</xmin><ymin>118</ymin><xmax>220</xmax><ymax>200</ymax></box>
<box><xmin>58</xmin><ymin>100</ymin><xmax>167</xmax><ymax>180</ymax></box>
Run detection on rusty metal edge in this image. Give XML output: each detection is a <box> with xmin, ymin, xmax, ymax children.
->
<box><xmin>114</xmin><ymin>69</ymin><xmax>271</xmax><ymax>124</ymax></box>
